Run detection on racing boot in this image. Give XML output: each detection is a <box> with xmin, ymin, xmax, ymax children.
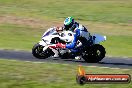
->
<box><xmin>70</xmin><ymin>50</ymin><xmax>82</xmax><ymax>60</ymax></box>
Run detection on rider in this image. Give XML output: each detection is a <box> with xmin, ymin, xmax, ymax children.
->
<box><xmin>64</xmin><ymin>17</ymin><xmax>90</xmax><ymax>48</ymax></box>
<box><xmin>52</xmin><ymin>17</ymin><xmax>91</xmax><ymax>59</ymax></box>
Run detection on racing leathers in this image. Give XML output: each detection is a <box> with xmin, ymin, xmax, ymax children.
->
<box><xmin>53</xmin><ymin>22</ymin><xmax>90</xmax><ymax>57</ymax></box>
<box><xmin>48</xmin><ymin>23</ymin><xmax>90</xmax><ymax>57</ymax></box>
<box><xmin>65</xmin><ymin>22</ymin><xmax>90</xmax><ymax>50</ymax></box>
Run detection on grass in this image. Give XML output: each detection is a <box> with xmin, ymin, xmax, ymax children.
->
<box><xmin>103</xmin><ymin>35</ymin><xmax>132</xmax><ymax>57</ymax></box>
<box><xmin>0</xmin><ymin>0</ymin><xmax>131</xmax><ymax>23</ymax></box>
<box><xmin>0</xmin><ymin>23</ymin><xmax>41</xmax><ymax>50</ymax></box>
<box><xmin>0</xmin><ymin>59</ymin><xmax>131</xmax><ymax>88</ymax></box>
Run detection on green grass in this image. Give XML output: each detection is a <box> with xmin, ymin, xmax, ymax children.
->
<box><xmin>0</xmin><ymin>24</ymin><xmax>42</xmax><ymax>51</ymax></box>
<box><xmin>0</xmin><ymin>59</ymin><xmax>131</xmax><ymax>88</ymax></box>
<box><xmin>0</xmin><ymin>0</ymin><xmax>131</xmax><ymax>23</ymax></box>
<box><xmin>103</xmin><ymin>35</ymin><xmax>132</xmax><ymax>57</ymax></box>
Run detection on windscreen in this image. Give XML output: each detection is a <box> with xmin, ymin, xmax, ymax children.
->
<box><xmin>42</xmin><ymin>28</ymin><xmax>55</xmax><ymax>37</ymax></box>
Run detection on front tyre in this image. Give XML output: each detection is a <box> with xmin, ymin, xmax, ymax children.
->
<box><xmin>32</xmin><ymin>43</ymin><xmax>52</xmax><ymax>59</ymax></box>
<box><xmin>82</xmin><ymin>44</ymin><xmax>106</xmax><ymax>63</ymax></box>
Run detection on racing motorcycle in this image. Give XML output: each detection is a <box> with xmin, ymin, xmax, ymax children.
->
<box><xmin>32</xmin><ymin>28</ymin><xmax>106</xmax><ymax>63</ymax></box>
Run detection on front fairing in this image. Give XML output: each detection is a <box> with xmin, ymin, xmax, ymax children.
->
<box><xmin>41</xmin><ymin>28</ymin><xmax>60</xmax><ymax>45</ymax></box>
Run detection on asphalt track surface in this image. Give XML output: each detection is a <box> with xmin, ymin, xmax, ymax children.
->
<box><xmin>0</xmin><ymin>50</ymin><xmax>132</xmax><ymax>69</ymax></box>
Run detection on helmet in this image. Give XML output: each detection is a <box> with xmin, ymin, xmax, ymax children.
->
<box><xmin>64</xmin><ymin>17</ymin><xmax>75</xmax><ymax>31</ymax></box>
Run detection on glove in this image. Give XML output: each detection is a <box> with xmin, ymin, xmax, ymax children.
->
<box><xmin>55</xmin><ymin>26</ymin><xmax>63</xmax><ymax>32</ymax></box>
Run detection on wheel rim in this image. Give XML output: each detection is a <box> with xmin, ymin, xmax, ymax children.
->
<box><xmin>35</xmin><ymin>46</ymin><xmax>45</xmax><ymax>57</ymax></box>
<box><xmin>96</xmin><ymin>50</ymin><xmax>101</xmax><ymax>56</ymax></box>
<box><xmin>82</xmin><ymin>45</ymin><xmax>105</xmax><ymax>62</ymax></box>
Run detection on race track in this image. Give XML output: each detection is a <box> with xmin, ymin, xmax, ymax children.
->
<box><xmin>0</xmin><ymin>50</ymin><xmax>132</xmax><ymax>69</ymax></box>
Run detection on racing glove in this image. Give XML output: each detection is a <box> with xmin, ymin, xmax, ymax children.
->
<box><xmin>55</xmin><ymin>26</ymin><xmax>63</xmax><ymax>32</ymax></box>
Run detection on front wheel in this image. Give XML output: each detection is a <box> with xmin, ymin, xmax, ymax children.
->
<box><xmin>82</xmin><ymin>44</ymin><xmax>106</xmax><ymax>63</ymax></box>
<box><xmin>32</xmin><ymin>43</ymin><xmax>53</xmax><ymax>59</ymax></box>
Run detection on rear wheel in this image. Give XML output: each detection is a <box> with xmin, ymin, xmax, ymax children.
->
<box><xmin>82</xmin><ymin>44</ymin><xmax>106</xmax><ymax>63</ymax></box>
<box><xmin>32</xmin><ymin>43</ymin><xmax>53</xmax><ymax>59</ymax></box>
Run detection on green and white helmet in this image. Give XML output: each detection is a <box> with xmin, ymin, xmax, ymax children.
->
<box><xmin>64</xmin><ymin>17</ymin><xmax>75</xmax><ymax>30</ymax></box>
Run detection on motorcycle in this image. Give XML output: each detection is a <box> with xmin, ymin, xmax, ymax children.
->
<box><xmin>32</xmin><ymin>28</ymin><xmax>106</xmax><ymax>63</ymax></box>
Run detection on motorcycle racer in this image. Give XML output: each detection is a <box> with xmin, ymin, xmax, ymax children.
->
<box><xmin>52</xmin><ymin>17</ymin><xmax>91</xmax><ymax>59</ymax></box>
<box><xmin>32</xmin><ymin>17</ymin><xmax>106</xmax><ymax>62</ymax></box>
<box><xmin>64</xmin><ymin>17</ymin><xmax>90</xmax><ymax>48</ymax></box>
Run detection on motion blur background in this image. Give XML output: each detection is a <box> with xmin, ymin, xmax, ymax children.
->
<box><xmin>0</xmin><ymin>0</ymin><xmax>132</xmax><ymax>88</ymax></box>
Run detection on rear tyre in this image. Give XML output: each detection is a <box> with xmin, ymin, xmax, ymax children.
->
<box><xmin>82</xmin><ymin>44</ymin><xmax>106</xmax><ymax>63</ymax></box>
<box><xmin>32</xmin><ymin>43</ymin><xmax>53</xmax><ymax>59</ymax></box>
